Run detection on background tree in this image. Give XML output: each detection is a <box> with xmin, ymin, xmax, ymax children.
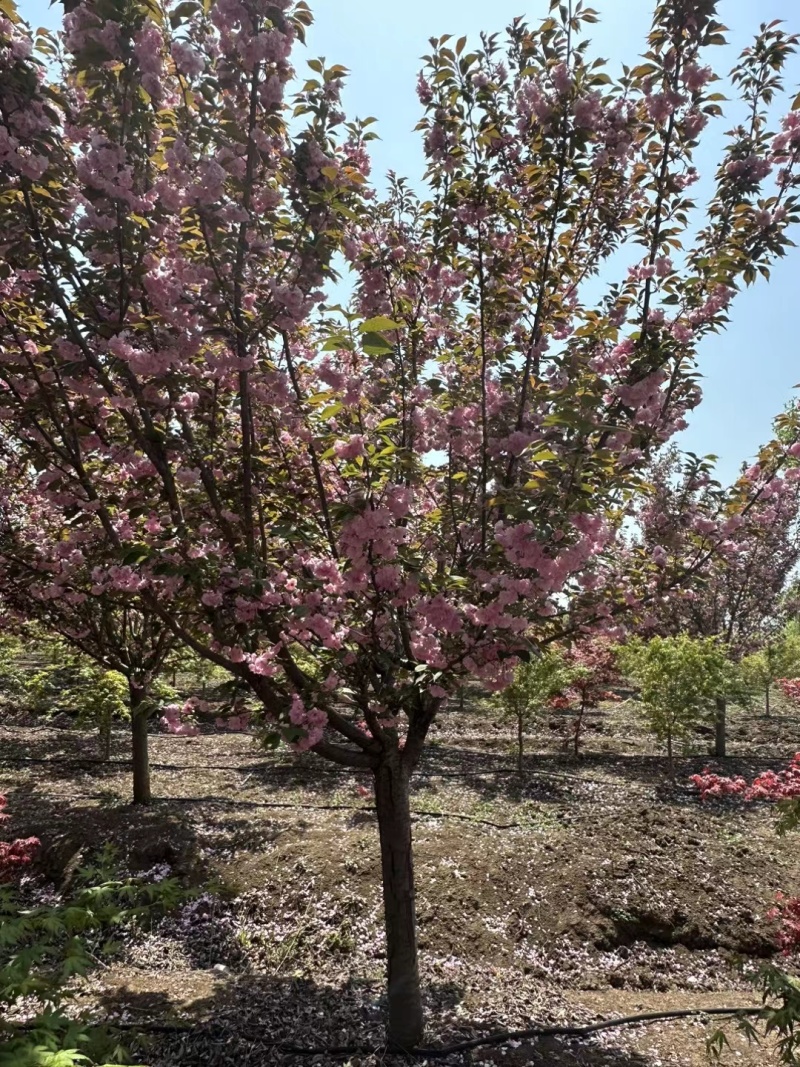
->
<box><xmin>634</xmin><ymin>436</ymin><xmax>800</xmax><ymax>756</ymax></box>
<box><xmin>622</xmin><ymin>634</ymin><xmax>734</xmax><ymax>777</ymax></box>
<box><xmin>740</xmin><ymin>621</ymin><xmax>800</xmax><ymax>715</ymax></box>
<box><xmin>496</xmin><ymin>649</ymin><xmax>570</xmax><ymax>772</ymax></box>
<box><xmin>560</xmin><ymin>637</ymin><xmax>620</xmax><ymax>757</ymax></box>
<box><xmin>1</xmin><ymin>0</ymin><xmax>799</xmax><ymax>1046</ymax></box>
<box><xmin>0</xmin><ymin>467</ymin><xmax>178</xmax><ymax>803</ymax></box>
<box><xmin>20</xmin><ymin>634</ymin><xmax>130</xmax><ymax>759</ymax></box>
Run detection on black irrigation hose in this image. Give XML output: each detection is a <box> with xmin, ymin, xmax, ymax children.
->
<box><xmin>165</xmin><ymin>794</ymin><xmax>526</xmax><ymax>829</ymax></box>
<box><xmin>412</xmin><ymin>1007</ymin><xmax>763</xmax><ymax>1057</ymax></box>
<box><xmin>8</xmin><ymin>788</ymin><xmax>528</xmax><ymax>829</ymax></box>
<box><xmin>0</xmin><ymin>755</ymin><xmax>308</xmax><ymax>772</ymax></box>
<box><xmin>4</xmin><ymin>1005</ymin><xmax>764</xmax><ymax>1058</ymax></box>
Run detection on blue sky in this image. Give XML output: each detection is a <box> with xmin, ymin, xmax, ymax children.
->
<box><xmin>19</xmin><ymin>0</ymin><xmax>800</xmax><ymax>483</ymax></box>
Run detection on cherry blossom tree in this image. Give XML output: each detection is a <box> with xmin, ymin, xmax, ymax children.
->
<box><xmin>633</xmin><ymin>437</ymin><xmax>800</xmax><ymax>756</ymax></box>
<box><xmin>1</xmin><ymin>0</ymin><xmax>800</xmax><ymax>1045</ymax></box>
<box><xmin>0</xmin><ymin>459</ymin><xmax>177</xmax><ymax>803</ymax></box>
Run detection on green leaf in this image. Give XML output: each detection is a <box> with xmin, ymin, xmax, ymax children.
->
<box><xmin>321</xmin><ymin>335</ymin><xmax>353</xmax><ymax>351</ymax></box>
<box><xmin>170</xmin><ymin>0</ymin><xmax>201</xmax><ymax>23</ymax></box>
<box><xmin>121</xmin><ymin>544</ymin><xmax>151</xmax><ymax>566</ymax></box>
<box><xmin>319</xmin><ymin>402</ymin><xmax>343</xmax><ymax>419</ymax></box>
<box><xmin>361</xmin><ymin>332</ymin><xmax>394</xmax><ymax>355</ymax></box>
<box><xmin>359</xmin><ymin>316</ymin><xmax>403</xmax><ymax>333</ymax></box>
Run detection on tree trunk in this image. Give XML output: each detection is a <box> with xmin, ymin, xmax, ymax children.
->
<box><xmin>517</xmin><ymin>710</ymin><xmax>524</xmax><ymax>775</ymax></box>
<box><xmin>130</xmin><ymin>684</ymin><xmax>151</xmax><ymax>806</ymax></box>
<box><xmin>100</xmin><ymin>714</ymin><xmax>111</xmax><ymax>762</ymax></box>
<box><xmin>666</xmin><ymin>727</ymin><xmax>674</xmax><ymax>781</ymax></box>
<box><xmin>765</xmin><ymin>683</ymin><xmax>771</xmax><ymax>717</ymax></box>
<box><xmin>714</xmin><ymin>697</ymin><xmax>727</xmax><ymax>758</ymax></box>
<box><xmin>573</xmin><ymin>701</ymin><xmax>585</xmax><ymax>758</ymax></box>
<box><xmin>373</xmin><ymin>754</ymin><xmax>423</xmax><ymax>1049</ymax></box>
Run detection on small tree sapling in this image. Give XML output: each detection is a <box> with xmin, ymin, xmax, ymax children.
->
<box><xmin>497</xmin><ymin>650</ymin><xmax>570</xmax><ymax>772</ymax></box>
<box><xmin>622</xmin><ymin>635</ymin><xmax>734</xmax><ymax>777</ymax></box>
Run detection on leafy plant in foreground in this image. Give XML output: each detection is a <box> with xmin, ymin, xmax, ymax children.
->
<box><xmin>1</xmin><ymin>801</ymin><xmax>187</xmax><ymax>1067</ymax></box>
<box><xmin>692</xmin><ymin>761</ymin><xmax>800</xmax><ymax>1063</ymax></box>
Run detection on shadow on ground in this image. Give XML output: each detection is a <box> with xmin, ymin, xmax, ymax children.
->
<box><xmin>88</xmin><ymin>972</ymin><xmax>658</xmax><ymax>1067</ymax></box>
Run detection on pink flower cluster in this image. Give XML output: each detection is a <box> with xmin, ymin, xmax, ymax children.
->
<box><xmin>689</xmin><ymin>769</ymin><xmax>749</xmax><ymax>800</ymax></box>
<box><xmin>215</xmin><ymin>711</ymin><xmax>251</xmax><ymax>733</ymax></box>
<box><xmin>160</xmin><ymin>701</ymin><xmax>200</xmax><ymax>737</ymax></box>
<box><xmin>288</xmin><ymin>694</ymin><xmax>327</xmax><ymax>751</ymax></box>
<box><xmin>725</xmin><ymin>155</ymin><xmax>772</xmax><ymax>184</ymax></box>
<box><xmin>772</xmin><ymin>112</ymin><xmax>800</xmax><ymax>164</ymax></box>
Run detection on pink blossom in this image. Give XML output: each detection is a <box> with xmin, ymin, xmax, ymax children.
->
<box><xmin>171</xmin><ymin>41</ymin><xmax>204</xmax><ymax>77</ymax></box>
<box><xmin>334</xmin><ymin>435</ymin><xmax>366</xmax><ymax>460</ymax></box>
<box><xmin>682</xmin><ymin>63</ymin><xmax>713</xmax><ymax>93</ymax></box>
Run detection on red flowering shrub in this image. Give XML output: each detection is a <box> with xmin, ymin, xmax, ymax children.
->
<box><xmin>779</xmin><ymin>678</ymin><xmax>800</xmax><ymax>704</ymax></box>
<box><xmin>690</xmin><ymin>754</ymin><xmax>800</xmax><ymax>802</ymax></box>
<box><xmin>768</xmin><ymin>893</ymin><xmax>800</xmax><ymax>955</ymax></box>
<box><xmin>563</xmin><ymin>639</ymin><xmax>621</xmax><ymax>708</ymax></box>
<box><xmin>689</xmin><ymin>770</ymin><xmax>749</xmax><ymax>799</ymax></box>
<box><xmin>0</xmin><ymin>795</ymin><xmax>39</xmax><ymax>883</ymax></box>
<box><xmin>558</xmin><ymin>638</ymin><xmax>621</xmax><ymax>755</ymax></box>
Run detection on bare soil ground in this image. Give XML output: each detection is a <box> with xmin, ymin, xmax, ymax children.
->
<box><xmin>2</xmin><ymin>696</ymin><xmax>799</xmax><ymax>1065</ymax></box>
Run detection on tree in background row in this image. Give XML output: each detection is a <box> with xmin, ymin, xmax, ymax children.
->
<box><xmin>495</xmin><ymin>648</ymin><xmax>570</xmax><ymax>771</ymax></box>
<box><xmin>1</xmin><ymin>0</ymin><xmax>800</xmax><ymax>1045</ymax></box>
<box><xmin>634</xmin><ymin>437</ymin><xmax>800</xmax><ymax>756</ymax></box>
<box><xmin>621</xmin><ymin>634</ymin><xmax>734</xmax><ymax>777</ymax></box>
<box><xmin>0</xmin><ymin>462</ymin><xmax>176</xmax><ymax>803</ymax></box>
<box><xmin>740</xmin><ymin>621</ymin><xmax>800</xmax><ymax>716</ymax></box>
<box><xmin>561</xmin><ymin>638</ymin><xmax>620</xmax><ymax>756</ymax></box>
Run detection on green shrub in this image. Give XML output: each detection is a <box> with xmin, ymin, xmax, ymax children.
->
<box><xmin>0</xmin><ymin>846</ymin><xmax>187</xmax><ymax>1066</ymax></box>
<box><xmin>496</xmin><ymin>651</ymin><xmax>571</xmax><ymax>771</ymax></box>
<box><xmin>621</xmin><ymin>635</ymin><xmax>735</xmax><ymax>774</ymax></box>
<box><xmin>741</xmin><ymin>627</ymin><xmax>800</xmax><ymax>714</ymax></box>
<box><xmin>0</xmin><ymin>633</ymin><xmax>25</xmax><ymax>703</ymax></box>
